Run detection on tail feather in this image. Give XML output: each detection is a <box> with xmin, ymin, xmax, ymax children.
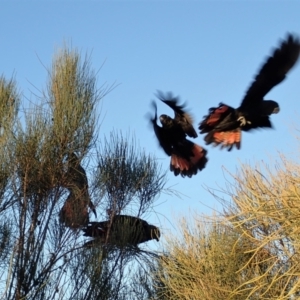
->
<box><xmin>171</xmin><ymin>154</ymin><xmax>190</xmax><ymax>174</ymax></box>
<box><xmin>190</xmin><ymin>144</ymin><xmax>208</xmax><ymax>170</ymax></box>
<box><xmin>170</xmin><ymin>142</ymin><xmax>208</xmax><ymax>177</ymax></box>
<box><xmin>205</xmin><ymin>129</ymin><xmax>241</xmax><ymax>151</ymax></box>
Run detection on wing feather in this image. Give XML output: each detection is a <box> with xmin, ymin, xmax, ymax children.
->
<box><xmin>156</xmin><ymin>91</ymin><xmax>197</xmax><ymax>138</ymax></box>
<box><xmin>240</xmin><ymin>34</ymin><xmax>300</xmax><ymax>109</ymax></box>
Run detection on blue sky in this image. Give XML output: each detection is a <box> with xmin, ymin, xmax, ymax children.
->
<box><xmin>1</xmin><ymin>1</ymin><xmax>300</xmax><ymax>245</ymax></box>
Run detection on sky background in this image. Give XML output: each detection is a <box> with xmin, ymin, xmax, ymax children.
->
<box><xmin>1</xmin><ymin>1</ymin><xmax>300</xmax><ymax>248</ymax></box>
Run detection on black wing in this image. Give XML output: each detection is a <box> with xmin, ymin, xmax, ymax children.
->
<box><xmin>156</xmin><ymin>91</ymin><xmax>197</xmax><ymax>138</ymax></box>
<box><xmin>240</xmin><ymin>34</ymin><xmax>300</xmax><ymax>109</ymax></box>
<box><xmin>150</xmin><ymin>101</ymin><xmax>172</xmax><ymax>156</ymax></box>
<box><xmin>85</xmin><ymin>215</ymin><xmax>146</xmax><ymax>232</ymax></box>
<box><xmin>113</xmin><ymin>215</ymin><xmax>148</xmax><ymax>226</ymax></box>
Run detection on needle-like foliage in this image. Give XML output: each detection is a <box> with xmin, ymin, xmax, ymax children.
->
<box><xmin>0</xmin><ymin>45</ymin><xmax>165</xmax><ymax>300</ymax></box>
<box><xmin>49</xmin><ymin>49</ymin><xmax>99</xmax><ymax>155</ymax></box>
<box><xmin>96</xmin><ymin>131</ymin><xmax>166</xmax><ymax>216</ymax></box>
<box><xmin>0</xmin><ymin>46</ymin><xmax>106</xmax><ymax>300</ymax></box>
<box><xmin>141</xmin><ymin>216</ymin><xmax>267</xmax><ymax>300</ymax></box>
<box><xmin>220</xmin><ymin>158</ymin><xmax>300</xmax><ymax>299</ymax></box>
<box><xmin>144</xmin><ymin>154</ymin><xmax>300</xmax><ymax>300</ymax></box>
<box><xmin>66</xmin><ymin>131</ymin><xmax>167</xmax><ymax>299</ymax></box>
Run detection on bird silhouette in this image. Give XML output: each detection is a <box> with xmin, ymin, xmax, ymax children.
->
<box><xmin>59</xmin><ymin>152</ymin><xmax>96</xmax><ymax>229</ymax></box>
<box><xmin>82</xmin><ymin>215</ymin><xmax>160</xmax><ymax>247</ymax></box>
<box><xmin>150</xmin><ymin>91</ymin><xmax>208</xmax><ymax>177</ymax></box>
<box><xmin>199</xmin><ymin>34</ymin><xmax>300</xmax><ymax>150</ymax></box>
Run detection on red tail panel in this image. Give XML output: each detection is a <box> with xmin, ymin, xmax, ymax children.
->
<box><xmin>213</xmin><ymin>129</ymin><xmax>241</xmax><ymax>150</ymax></box>
<box><xmin>171</xmin><ymin>154</ymin><xmax>190</xmax><ymax>172</ymax></box>
<box><xmin>170</xmin><ymin>143</ymin><xmax>207</xmax><ymax>177</ymax></box>
<box><xmin>190</xmin><ymin>144</ymin><xmax>206</xmax><ymax>166</ymax></box>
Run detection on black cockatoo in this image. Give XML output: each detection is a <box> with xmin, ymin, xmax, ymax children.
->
<box><xmin>82</xmin><ymin>215</ymin><xmax>160</xmax><ymax>247</ymax></box>
<box><xmin>150</xmin><ymin>91</ymin><xmax>208</xmax><ymax>177</ymax></box>
<box><xmin>60</xmin><ymin>152</ymin><xmax>96</xmax><ymax>229</ymax></box>
<box><xmin>199</xmin><ymin>34</ymin><xmax>300</xmax><ymax>150</ymax></box>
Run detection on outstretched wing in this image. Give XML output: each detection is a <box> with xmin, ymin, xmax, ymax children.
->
<box><xmin>240</xmin><ymin>34</ymin><xmax>300</xmax><ymax>109</ymax></box>
<box><xmin>156</xmin><ymin>91</ymin><xmax>197</xmax><ymax>138</ymax></box>
<box><xmin>150</xmin><ymin>101</ymin><xmax>172</xmax><ymax>156</ymax></box>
